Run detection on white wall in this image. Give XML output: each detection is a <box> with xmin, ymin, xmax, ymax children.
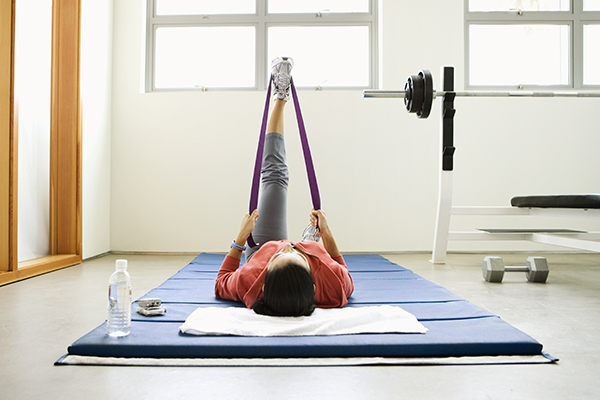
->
<box><xmin>109</xmin><ymin>0</ymin><xmax>600</xmax><ymax>254</ymax></box>
<box><xmin>81</xmin><ymin>0</ymin><xmax>113</xmax><ymax>259</ymax></box>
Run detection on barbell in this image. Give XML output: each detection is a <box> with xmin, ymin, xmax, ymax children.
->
<box><xmin>363</xmin><ymin>70</ymin><xmax>600</xmax><ymax>119</ymax></box>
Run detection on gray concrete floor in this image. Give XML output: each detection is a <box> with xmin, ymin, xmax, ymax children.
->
<box><xmin>1</xmin><ymin>252</ymin><xmax>599</xmax><ymax>400</ymax></box>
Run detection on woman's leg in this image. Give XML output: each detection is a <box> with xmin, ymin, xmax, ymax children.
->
<box><xmin>267</xmin><ymin>98</ymin><xmax>286</xmax><ymax>135</ymax></box>
<box><xmin>246</xmin><ymin>99</ymin><xmax>289</xmax><ymax>260</ymax></box>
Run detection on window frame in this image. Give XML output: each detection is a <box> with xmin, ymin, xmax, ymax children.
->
<box><xmin>465</xmin><ymin>0</ymin><xmax>600</xmax><ymax>90</ymax></box>
<box><xmin>144</xmin><ymin>0</ymin><xmax>379</xmax><ymax>92</ymax></box>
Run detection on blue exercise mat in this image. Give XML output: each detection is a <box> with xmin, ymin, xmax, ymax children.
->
<box><xmin>60</xmin><ymin>254</ymin><xmax>552</xmax><ymax>362</ymax></box>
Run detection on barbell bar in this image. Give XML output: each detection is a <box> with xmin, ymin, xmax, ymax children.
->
<box><xmin>363</xmin><ymin>69</ymin><xmax>600</xmax><ymax>119</ymax></box>
<box><xmin>363</xmin><ymin>89</ymin><xmax>600</xmax><ymax>98</ymax></box>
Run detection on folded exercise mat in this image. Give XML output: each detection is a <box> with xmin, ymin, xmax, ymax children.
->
<box><xmin>180</xmin><ymin>305</ymin><xmax>428</xmax><ymax>337</ymax></box>
<box><xmin>60</xmin><ymin>318</ymin><xmax>547</xmax><ymax>360</ymax></box>
<box><xmin>57</xmin><ymin>254</ymin><xmax>556</xmax><ymax>366</ymax></box>
<box><xmin>143</xmin><ymin>276</ymin><xmax>464</xmax><ymax>305</ymax></box>
<box><xmin>130</xmin><ymin>300</ymin><xmax>495</xmax><ymax>324</ymax></box>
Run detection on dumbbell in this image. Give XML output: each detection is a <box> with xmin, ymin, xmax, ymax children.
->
<box><xmin>482</xmin><ymin>256</ymin><xmax>549</xmax><ymax>283</ymax></box>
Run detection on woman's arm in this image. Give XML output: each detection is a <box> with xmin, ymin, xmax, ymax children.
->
<box><xmin>215</xmin><ymin>210</ymin><xmax>259</xmax><ymax>301</ymax></box>
<box><xmin>310</xmin><ymin>209</ymin><xmax>341</xmax><ymax>259</ymax></box>
<box><xmin>228</xmin><ymin>210</ymin><xmax>259</xmax><ymax>259</ymax></box>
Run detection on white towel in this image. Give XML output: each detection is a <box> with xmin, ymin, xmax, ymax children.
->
<box><xmin>179</xmin><ymin>305</ymin><xmax>428</xmax><ymax>337</ymax></box>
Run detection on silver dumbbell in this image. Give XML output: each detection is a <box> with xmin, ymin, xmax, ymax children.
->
<box><xmin>482</xmin><ymin>256</ymin><xmax>549</xmax><ymax>283</ymax></box>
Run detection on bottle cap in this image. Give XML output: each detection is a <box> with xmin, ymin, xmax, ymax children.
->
<box><xmin>116</xmin><ymin>259</ymin><xmax>128</xmax><ymax>271</ymax></box>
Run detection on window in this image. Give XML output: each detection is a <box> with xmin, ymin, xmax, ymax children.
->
<box><xmin>465</xmin><ymin>0</ymin><xmax>600</xmax><ymax>89</ymax></box>
<box><xmin>145</xmin><ymin>0</ymin><xmax>378</xmax><ymax>91</ymax></box>
<box><xmin>584</xmin><ymin>0</ymin><xmax>600</xmax><ymax>11</ymax></box>
<box><xmin>154</xmin><ymin>26</ymin><xmax>256</xmax><ymax>89</ymax></box>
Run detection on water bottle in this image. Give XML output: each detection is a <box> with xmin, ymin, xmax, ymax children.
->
<box><xmin>107</xmin><ymin>259</ymin><xmax>132</xmax><ymax>337</ymax></box>
<box><xmin>302</xmin><ymin>224</ymin><xmax>321</xmax><ymax>242</ymax></box>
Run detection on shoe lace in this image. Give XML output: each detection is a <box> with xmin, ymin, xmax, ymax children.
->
<box><xmin>273</xmin><ymin>74</ymin><xmax>290</xmax><ymax>89</ymax></box>
<box><xmin>272</xmin><ymin>63</ymin><xmax>292</xmax><ymax>86</ymax></box>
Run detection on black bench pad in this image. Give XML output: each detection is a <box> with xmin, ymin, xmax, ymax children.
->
<box><xmin>511</xmin><ymin>194</ymin><xmax>600</xmax><ymax>209</ymax></box>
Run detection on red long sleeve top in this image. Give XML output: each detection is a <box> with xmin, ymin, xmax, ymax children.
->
<box><xmin>215</xmin><ymin>240</ymin><xmax>354</xmax><ymax>309</ymax></box>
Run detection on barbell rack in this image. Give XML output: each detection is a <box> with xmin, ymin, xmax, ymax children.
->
<box><xmin>363</xmin><ymin>66</ymin><xmax>600</xmax><ymax>264</ymax></box>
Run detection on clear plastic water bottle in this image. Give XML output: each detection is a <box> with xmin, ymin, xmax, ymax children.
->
<box><xmin>302</xmin><ymin>224</ymin><xmax>321</xmax><ymax>242</ymax></box>
<box><xmin>107</xmin><ymin>259</ymin><xmax>132</xmax><ymax>337</ymax></box>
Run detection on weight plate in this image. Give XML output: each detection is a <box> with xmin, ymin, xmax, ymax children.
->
<box><xmin>417</xmin><ymin>70</ymin><xmax>434</xmax><ymax>119</ymax></box>
<box><xmin>403</xmin><ymin>77</ymin><xmax>413</xmax><ymax>112</ymax></box>
<box><xmin>405</xmin><ymin>75</ymin><xmax>423</xmax><ymax>114</ymax></box>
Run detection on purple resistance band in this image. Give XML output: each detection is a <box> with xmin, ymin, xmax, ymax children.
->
<box><xmin>247</xmin><ymin>77</ymin><xmax>321</xmax><ymax>249</ymax></box>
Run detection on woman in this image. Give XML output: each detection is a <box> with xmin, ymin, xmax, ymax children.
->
<box><xmin>215</xmin><ymin>57</ymin><xmax>354</xmax><ymax>317</ymax></box>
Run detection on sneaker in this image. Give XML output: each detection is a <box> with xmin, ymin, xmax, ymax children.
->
<box><xmin>271</xmin><ymin>56</ymin><xmax>294</xmax><ymax>101</ymax></box>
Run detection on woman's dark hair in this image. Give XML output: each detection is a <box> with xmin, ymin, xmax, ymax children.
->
<box><xmin>252</xmin><ymin>261</ymin><xmax>315</xmax><ymax>317</ymax></box>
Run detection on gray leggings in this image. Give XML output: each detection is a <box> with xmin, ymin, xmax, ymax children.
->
<box><xmin>246</xmin><ymin>132</ymin><xmax>289</xmax><ymax>261</ymax></box>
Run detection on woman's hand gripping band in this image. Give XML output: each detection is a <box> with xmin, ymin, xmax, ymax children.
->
<box><xmin>229</xmin><ymin>210</ymin><xmax>259</xmax><ymax>259</ymax></box>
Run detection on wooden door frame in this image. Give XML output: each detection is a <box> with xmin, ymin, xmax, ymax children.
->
<box><xmin>1</xmin><ymin>0</ymin><xmax>82</xmax><ymax>286</ymax></box>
